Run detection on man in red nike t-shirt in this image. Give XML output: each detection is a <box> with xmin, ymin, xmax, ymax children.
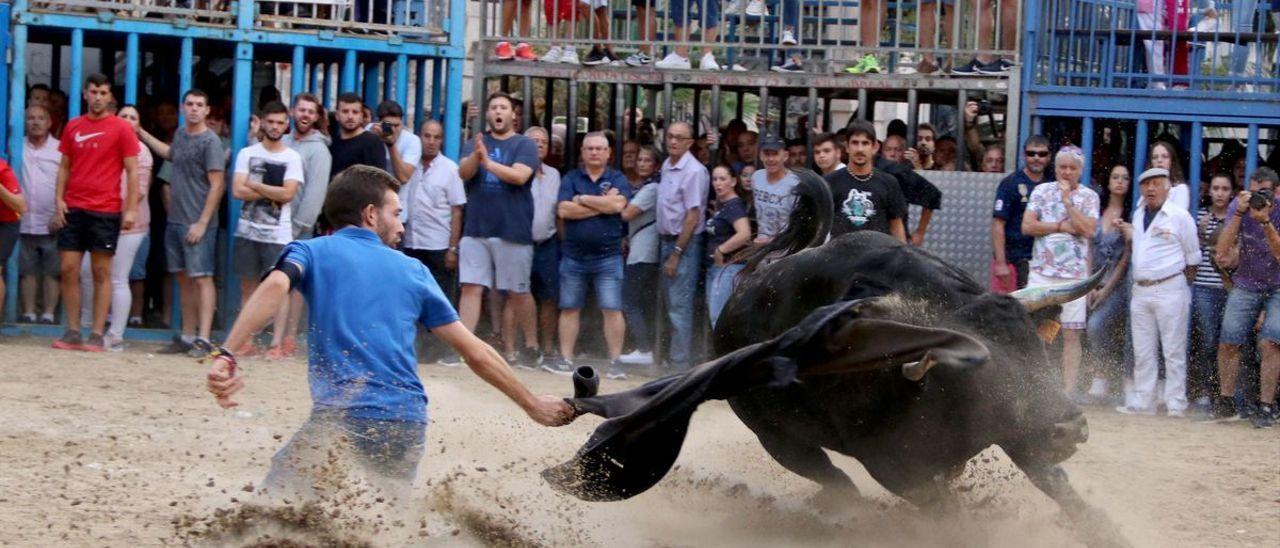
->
<box><xmin>51</xmin><ymin>73</ymin><xmax>140</xmax><ymax>351</ymax></box>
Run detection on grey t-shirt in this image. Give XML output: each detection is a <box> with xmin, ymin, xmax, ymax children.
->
<box><xmin>168</xmin><ymin>128</ymin><xmax>226</xmax><ymax>227</ymax></box>
<box><xmin>751</xmin><ymin>169</ymin><xmax>800</xmax><ymax>238</ymax></box>
<box><xmin>627</xmin><ymin>181</ymin><xmax>660</xmax><ymax>265</ymax></box>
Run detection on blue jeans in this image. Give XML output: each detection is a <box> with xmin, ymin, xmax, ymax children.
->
<box><xmin>1220</xmin><ymin>286</ymin><xmax>1280</xmax><ymax>345</ymax></box>
<box><xmin>1189</xmin><ymin>284</ymin><xmax>1229</xmax><ymax>397</ymax></box>
<box><xmin>1085</xmin><ymin>280</ymin><xmax>1132</xmax><ymax>382</ymax></box>
<box><xmin>706</xmin><ymin>263</ymin><xmax>745</xmax><ymax>330</ymax></box>
<box><xmin>671</xmin><ymin>0</ymin><xmax>720</xmax><ymax>28</ymax></box>
<box><xmin>262</xmin><ymin>410</ymin><xmax>426</xmax><ymax>499</ymax></box>
<box><xmin>558</xmin><ymin>254</ymin><xmax>624</xmax><ymax>310</ymax></box>
<box><xmin>1230</xmin><ymin>0</ymin><xmax>1260</xmax><ymax>75</ymax></box>
<box><xmin>623</xmin><ymin>262</ymin><xmax>659</xmax><ymax>352</ymax></box>
<box><xmin>660</xmin><ymin>234</ymin><xmax>704</xmax><ymax>369</ymax></box>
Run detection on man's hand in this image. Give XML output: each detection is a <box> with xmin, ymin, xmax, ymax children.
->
<box><xmin>993</xmin><ymin>262</ymin><xmax>1011</xmax><ymax>278</ymax></box>
<box><xmin>473</xmin><ymin>134</ymin><xmax>488</xmax><ymax>163</ymax></box>
<box><xmin>186</xmin><ymin>220</ymin><xmax>208</xmax><ymax>244</ymax></box>
<box><xmin>1113</xmin><ymin>217</ymin><xmax>1133</xmax><ymax>240</ymax></box>
<box><xmin>964</xmin><ymin>101</ymin><xmax>979</xmax><ymax>124</ymax></box>
<box><xmin>371</xmin><ymin>123</ymin><xmax>397</xmax><ymax>146</ymax></box>
<box><xmin>1247</xmin><ymin>200</ymin><xmax>1273</xmax><ymax>223</ymax></box>
<box><xmin>904</xmin><ymin>147</ymin><xmax>919</xmax><ymax>167</ymax></box>
<box><xmin>525</xmin><ymin>395</ymin><xmax>575</xmax><ymax>427</ymax></box>
<box><xmin>206</xmin><ymin>355</ymin><xmax>244</xmax><ymax>409</ymax></box>
<box><xmin>50</xmin><ymin>200</ymin><xmax>68</xmax><ymax>231</ymax></box>
<box><xmin>1236</xmin><ymin>191</ymin><xmax>1252</xmax><ymax>216</ymax></box>
<box><xmin>122</xmin><ymin>207</ymin><xmax>137</xmax><ymax>231</ymax></box>
<box><xmin>445</xmin><ymin>249</ymin><xmax>459</xmax><ymax>271</ymax></box>
<box><xmin>1057</xmin><ymin>180</ymin><xmax>1074</xmax><ymax>203</ymax></box>
<box><xmin>663</xmin><ymin>253</ymin><xmax>679</xmax><ymax>277</ymax></box>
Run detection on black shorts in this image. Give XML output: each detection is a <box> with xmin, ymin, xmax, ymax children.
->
<box><xmin>56</xmin><ymin>209</ymin><xmax>121</xmax><ymax>255</ymax></box>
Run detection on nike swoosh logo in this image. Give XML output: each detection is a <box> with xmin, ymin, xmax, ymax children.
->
<box><xmin>74</xmin><ymin>131</ymin><xmax>106</xmax><ymax>143</ymax></box>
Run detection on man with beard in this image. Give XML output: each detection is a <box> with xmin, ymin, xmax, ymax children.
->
<box><xmin>284</xmin><ymin>93</ymin><xmax>332</xmax><ymax>240</ymax></box>
<box><xmin>824</xmin><ymin>119</ymin><xmax>906</xmax><ymax>242</ymax></box>
<box><xmin>329</xmin><ymin>93</ymin><xmax>386</xmax><ymax>180</ymax></box>
<box><xmin>991</xmin><ymin>135</ymin><xmax>1052</xmax><ymax>290</ymax></box>
<box><xmin>206</xmin><ymin>166</ymin><xmax>573</xmax><ymax>501</ymax></box>
<box><xmin>229</xmin><ymin>102</ymin><xmax>304</xmax><ymax>356</ymax></box>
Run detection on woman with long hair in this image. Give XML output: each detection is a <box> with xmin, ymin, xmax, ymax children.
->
<box><xmin>1188</xmin><ymin>173</ymin><xmax>1240</xmax><ymax>408</ymax></box>
<box><xmin>705</xmin><ymin>164</ymin><xmax>753</xmax><ymax>329</ymax></box>
<box><xmin>1082</xmin><ymin>164</ymin><xmax>1134</xmax><ymax>403</ymax></box>
<box><xmin>1148</xmin><ymin>140</ymin><xmax>1190</xmax><ymax>209</ymax></box>
<box><xmin>617</xmin><ymin>146</ymin><xmax>664</xmax><ymax>365</ymax></box>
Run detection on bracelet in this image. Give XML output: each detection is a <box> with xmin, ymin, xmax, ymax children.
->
<box><xmin>673</xmin><ymin>245</ymin><xmax>684</xmax><ymax>255</ymax></box>
<box><xmin>447</xmin><ymin>246</ymin><xmax>459</xmax><ymax>253</ymax></box>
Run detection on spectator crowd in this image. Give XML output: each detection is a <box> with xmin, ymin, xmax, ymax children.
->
<box><xmin>1</xmin><ymin>75</ymin><xmax>1277</xmax><ymax>430</ymax></box>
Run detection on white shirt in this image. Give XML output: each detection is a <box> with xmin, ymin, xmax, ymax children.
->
<box><xmin>1131</xmin><ymin>198</ymin><xmax>1200</xmax><ymax>282</ymax></box>
<box><xmin>403</xmin><ymin>154</ymin><xmax>466</xmax><ymax>250</ymax></box>
<box><xmin>531</xmin><ymin>164</ymin><xmax>561</xmax><ymax>243</ymax></box>
<box><xmin>233</xmin><ymin>143</ymin><xmax>306</xmax><ymax>245</ymax></box>
<box><xmin>20</xmin><ymin>136</ymin><xmax>62</xmax><ymax>235</ymax></box>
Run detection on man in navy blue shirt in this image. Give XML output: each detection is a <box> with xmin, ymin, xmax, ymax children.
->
<box><xmin>991</xmin><ymin>134</ymin><xmax>1052</xmax><ymax>289</ymax></box>
<box><xmin>548</xmin><ymin>133</ymin><xmax>631</xmax><ymax>378</ymax></box>
<box><xmin>456</xmin><ymin>92</ymin><xmax>544</xmax><ymax>365</ymax></box>
<box><xmin>206</xmin><ymin>166</ymin><xmax>573</xmax><ymax>498</ymax></box>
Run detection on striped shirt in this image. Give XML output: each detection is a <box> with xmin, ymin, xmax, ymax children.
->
<box><xmin>1194</xmin><ymin>208</ymin><xmax>1225</xmax><ymax>288</ymax></box>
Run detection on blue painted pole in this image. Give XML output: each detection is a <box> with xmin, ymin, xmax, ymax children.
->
<box><xmin>322</xmin><ymin>64</ymin><xmax>333</xmax><ymax>106</ymax></box>
<box><xmin>1081</xmin><ymin>117</ymin><xmax>1094</xmax><ymax>187</ymax></box>
<box><xmin>414</xmin><ymin>58</ymin><xmax>427</xmax><ymax>128</ymax></box>
<box><xmin>3</xmin><ymin>7</ymin><xmax>24</xmax><ymax>324</ymax></box>
<box><xmin>395</xmin><ymin>54</ymin><xmax>409</xmax><ymax>114</ymax></box>
<box><xmin>225</xmin><ymin>42</ymin><xmax>254</xmax><ymax>317</ymax></box>
<box><xmin>431</xmin><ymin>59</ymin><xmax>444</xmax><ymax>120</ymax></box>
<box><xmin>384</xmin><ymin>60</ymin><xmax>395</xmax><ymax>106</ymax></box>
<box><xmin>310</xmin><ymin>63</ymin><xmax>320</xmax><ymax>96</ymax></box>
<box><xmin>1134</xmin><ymin>119</ymin><xmax>1149</xmax><ymax>188</ymax></box>
<box><xmin>291</xmin><ymin>46</ymin><xmax>306</xmax><ymax>103</ymax></box>
<box><xmin>124</xmin><ymin>33</ymin><xmax>140</xmax><ymax>105</ymax></box>
<box><xmin>1245</xmin><ymin>124</ymin><xmax>1259</xmax><ymax>182</ymax></box>
<box><xmin>179</xmin><ymin>37</ymin><xmax>193</xmax><ymax>124</ymax></box>
<box><xmin>443</xmin><ymin>58</ymin><xmax>463</xmax><ymax>160</ymax></box>
<box><xmin>1189</xmin><ymin>122</ymin><xmax>1203</xmax><ymax>207</ymax></box>
<box><xmin>342</xmin><ymin>50</ymin><xmax>358</xmax><ymax>92</ymax></box>
<box><xmin>69</xmin><ymin>29</ymin><xmax>84</xmax><ymax>119</ymax></box>
<box><xmin>364</xmin><ymin>61</ymin><xmax>381</xmax><ymax>107</ymax></box>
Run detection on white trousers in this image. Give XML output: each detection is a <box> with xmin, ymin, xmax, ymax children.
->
<box><xmin>1128</xmin><ymin>276</ymin><xmax>1190</xmax><ymax>412</ymax></box>
<box><xmin>1138</xmin><ymin>11</ymin><xmax>1166</xmax><ymax>78</ymax></box>
<box><xmin>79</xmin><ymin>232</ymin><xmax>146</xmax><ymax>340</ymax></box>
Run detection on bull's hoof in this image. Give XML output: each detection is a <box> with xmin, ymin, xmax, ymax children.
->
<box><xmin>808</xmin><ymin>484</ymin><xmax>861</xmax><ymax>513</ymax></box>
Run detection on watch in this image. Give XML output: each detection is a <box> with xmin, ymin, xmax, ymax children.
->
<box><xmin>673</xmin><ymin>245</ymin><xmax>684</xmax><ymax>255</ymax></box>
<box><xmin>448</xmin><ymin>246</ymin><xmax>459</xmax><ymax>254</ymax></box>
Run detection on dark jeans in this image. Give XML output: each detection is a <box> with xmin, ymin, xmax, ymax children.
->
<box><xmin>404</xmin><ymin>248</ymin><xmax>457</xmax><ymax>303</ymax></box>
<box><xmin>262</xmin><ymin>410</ymin><xmax>426</xmax><ymax>501</ymax></box>
<box><xmin>1012</xmin><ymin>257</ymin><xmax>1030</xmax><ymax>289</ymax></box>
<box><xmin>623</xmin><ymin>262</ymin><xmax>659</xmax><ymax>353</ymax></box>
<box><xmin>1085</xmin><ymin>280</ymin><xmax>1132</xmax><ymax>387</ymax></box>
<box><xmin>1189</xmin><ymin>284</ymin><xmax>1228</xmax><ymax>400</ymax></box>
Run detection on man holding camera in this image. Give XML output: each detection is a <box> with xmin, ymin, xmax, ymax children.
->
<box><xmin>1211</xmin><ymin>167</ymin><xmax>1280</xmax><ymax>428</ymax></box>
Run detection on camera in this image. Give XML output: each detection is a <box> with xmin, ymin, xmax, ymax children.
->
<box><xmin>976</xmin><ymin>100</ymin><xmax>993</xmax><ymax>117</ymax></box>
<box><xmin>1249</xmin><ymin>188</ymin><xmax>1273</xmax><ymax>211</ymax></box>
<box><xmin>380</xmin><ymin>121</ymin><xmax>394</xmax><ymax>136</ymax></box>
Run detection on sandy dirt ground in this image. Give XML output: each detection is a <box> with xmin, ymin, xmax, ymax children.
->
<box><xmin>0</xmin><ymin>337</ymin><xmax>1276</xmax><ymax>547</ymax></box>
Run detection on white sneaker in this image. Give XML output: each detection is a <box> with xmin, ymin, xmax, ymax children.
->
<box><xmin>560</xmin><ymin>47</ymin><xmax>580</xmax><ymax>65</ymax></box>
<box><xmin>1166</xmin><ymin>409</ymin><xmax>1186</xmax><ymax>418</ymax></box>
<box><xmin>1087</xmin><ymin>377</ymin><xmax>1108</xmax><ymax>398</ymax></box>
<box><xmin>725</xmin><ymin>0</ymin><xmax>745</xmax><ymax>14</ymax></box>
<box><xmin>540</xmin><ymin>46</ymin><xmax>562</xmax><ymax>63</ymax></box>
<box><xmin>1115</xmin><ymin>405</ymin><xmax>1157</xmax><ymax>416</ymax></box>
<box><xmin>727</xmin><ymin>63</ymin><xmax>749</xmax><ymax>72</ymax></box>
<box><xmin>781</xmin><ymin>29</ymin><xmax>797</xmax><ymax>46</ymax></box>
<box><xmin>618</xmin><ymin>350</ymin><xmax>654</xmax><ymax>365</ymax></box>
<box><xmin>655</xmin><ymin>52</ymin><xmax>692</xmax><ymax>70</ymax></box>
<box><xmin>745</xmin><ymin>0</ymin><xmax>768</xmax><ymax>16</ymax></box>
<box><xmin>699</xmin><ymin>52</ymin><xmax>721</xmax><ymax>71</ymax></box>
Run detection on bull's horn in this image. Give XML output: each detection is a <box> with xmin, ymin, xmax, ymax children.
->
<box><xmin>902</xmin><ymin>355</ymin><xmax>936</xmax><ymax>381</ymax></box>
<box><xmin>1009</xmin><ymin>268</ymin><xmax>1106</xmax><ymax>312</ymax></box>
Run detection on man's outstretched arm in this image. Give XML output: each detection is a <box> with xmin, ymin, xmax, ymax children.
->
<box><xmin>433</xmin><ymin>321</ymin><xmax>574</xmax><ymax>426</ymax></box>
<box><xmin>206</xmin><ymin>270</ymin><xmax>292</xmax><ymax>408</ymax></box>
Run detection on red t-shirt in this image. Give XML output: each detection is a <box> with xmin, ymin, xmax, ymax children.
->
<box><xmin>58</xmin><ymin>114</ymin><xmax>140</xmax><ymax>213</ymax></box>
<box><xmin>0</xmin><ymin>159</ymin><xmax>22</xmax><ymax>223</ymax></box>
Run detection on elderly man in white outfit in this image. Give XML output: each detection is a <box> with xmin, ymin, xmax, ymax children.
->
<box><xmin>1116</xmin><ymin>168</ymin><xmax>1201</xmax><ymax>417</ymax></box>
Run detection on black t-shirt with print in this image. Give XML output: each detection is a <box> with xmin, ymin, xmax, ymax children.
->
<box><xmin>825</xmin><ymin>168</ymin><xmax>907</xmax><ymax>237</ymax></box>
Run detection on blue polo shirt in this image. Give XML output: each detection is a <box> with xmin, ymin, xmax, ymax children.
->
<box><xmin>279</xmin><ymin>226</ymin><xmax>459</xmax><ymax>423</ymax></box>
<box><xmin>558</xmin><ymin>167</ymin><xmax>632</xmax><ymax>260</ymax></box>
<box><xmin>992</xmin><ymin>170</ymin><xmax>1045</xmax><ymax>261</ymax></box>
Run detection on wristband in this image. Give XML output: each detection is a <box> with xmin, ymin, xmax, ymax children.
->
<box><xmin>209</xmin><ymin>346</ymin><xmax>238</xmax><ymax>374</ymax></box>
<box><xmin>673</xmin><ymin>245</ymin><xmax>684</xmax><ymax>255</ymax></box>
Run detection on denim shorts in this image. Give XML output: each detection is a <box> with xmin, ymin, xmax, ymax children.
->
<box><xmin>164</xmin><ymin>222</ymin><xmax>217</xmax><ymax>277</ymax></box>
<box><xmin>559</xmin><ymin>254</ymin><xmax>624</xmax><ymax>311</ymax></box>
<box><xmin>531</xmin><ymin>238</ymin><xmax>560</xmax><ymax>302</ymax></box>
<box><xmin>128</xmin><ymin>233</ymin><xmax>151</xmax><ymax>281</ymax></box>
<box><xmin>261</xmin><ymin>410</ymin><xmax>427</xmax><ymax>499</ymax></box>
<box><xmin>1219</xmin><ymin>287</ymin><xmax>1280</xmax><ymax>345</ymax></box>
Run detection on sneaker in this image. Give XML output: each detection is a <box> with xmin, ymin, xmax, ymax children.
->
<box><xmin>187</xmin><ymin>337</ymin><xmax>212</xmax><ymax>358</ymax></box>
<box><xmin>699</xmin><ymin>52</ymin><xmax>721</xmax><ymax>71</ymax></box>
<box><xmin>280</xmin><ymin>336</ymin><xmax>298</xmax><ymax>359</ymax></box>
<box><xmin>916</xmin><ymin>59</ymin><xmax>940</xmax><ymax>75</ymax></box>
<box><xmin>583</xmin><ymin>47</ymin><xmax>609</xmax><ymax>66</ymax></box>
<box><xmin>780</xmin><ymin>29</ymin><xmax>797</xmax><ymax>46</ymax></box>
<box><xmin>1114</xmin><ymin>405</ymin><xmax>1157</xmax><ymax>416</ymax></box>
<box><xmin>81</xmin><ymin>333</ymin><xmax>106</xmax><ymax>353</ymax></box>
<box><xmin>438</xmin><ymin>355</ymin><xmax>466</xmax><ymax>368</ymax></box>
<box><xmin>618</xmin><ymin>349</ymin><xmax>654</xmax><ymax>365</ymax></box>
<box><xmin>844</xmin><ymin>54</ymin><xmax>882</xmax><ymax>75</ymax></box>
<box><xmin>540</xmin><ymin>46</ymin><xmax>563</xmax><ymax>63</ymax></box>
<box><xmin>39</xmin><ymin>314</ymin><xmax>57</xmax><ymax>325</ymax></box>
<box><xmin>517</xmin><ymin>346</ymin><xmax>544</xmax><ymax>368</ymax></box>
<box><xmin>52</xmin><ymin>330</ymin><xmax>84</xmax><ymax>351</ymax></box>
<box><xmin>745</xmin><ymin>0</ymin><xmax>768</xmax><ymax>16</ymax></box>
<box><xmin>514</xmin><ymin>42</ymin><xmax>536</xmax><ymax>61</ymax></box>
<box><xmin>951</xmin><ymin>58</ymin><xmax>983</xmax><ymax>76</ymax></box>
<box><xmin>625</xmin><ymin>52</ymin><xmax>653</xmax><ymax>67</ymax></box>
<box><xmin>559</xmin><ymin>47</ymin><xmax>580</xmax><ymax>65</ymax></box>
<box><xmin>726</xmin><ymin>63</ymin><xmax>750</xmax><ymax>72</ymax></box>
<box><xmin>655</xmin><ymin>53</ymin><xmax>691</xmax><ymax>70</ymax></box>
<box><xmin>977</xmin><ymin>58</ymin><xmax>1014</xmax><ymax>75</ymax></box>
<box><xmin>725</xmin><ymin>0</ymin><xmax>745</xmax><ymax>14</ymax></box>
<box><xmin>19</xmin><ymin>313</ymin><xmax>36</xmax><ymax>323</ymax></box>
<box><xmin>233</xmin><ymin>342</ymin><xmax>261</xmax><ymax>359</ymax></box>
<box><xmin>494</xmin><ymin>41</ymin><xmax>515</xmax><ymax>61</ymax></box>
<box><xmin>266</xmin><ymin>345</ymin><xmax>289</xmax><ymax>360</ymax></box>
<box><xmin>1197</xmin><ymin>396</ymin><xmax>1240</xmax><ymax>422</ymax></box>
<box><xmin>541</xmin><ymin>356</ymin><xmax>574</xmax><ymax>375</ymax></box>
<box><xmin>1166</xmin><ymin>409</ymin><xmax>1186</xmax><ymax>418</ymax></box>
<box><xmin>156</xmin><ymin>334</ymin><xmax>194</xmax><ymax>355</ymax></box>
<box><xmin>102</xmin><ymin>334</ymin><xmax>125</xmax><ymax>353</ymax></box>
<box><xmin>771</xmin><ymin>59</ymin><xmax>804</xmax><ymax>73</ymax></box>
<box><xmin>1250</xmin><ymin>403</ymin><xmax>1276</xmax><ymax>428</ymax></box>
<box><xmin>606</xmin><ymin>359</ymin><xmax>628</xmax><ymax>380</ymax></box>
<box><xmin>127</xmin><ymin>316</ymin><xmax>144</xmax><ymax>328</ymax></box>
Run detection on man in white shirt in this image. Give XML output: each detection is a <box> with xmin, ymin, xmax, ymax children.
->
<box><xmin>18</xmin><ymin>105</ymin><xmax>63</xmax><ymax>324</ymax></box>
<box><xmin>368</xmin><ymin>100</ymin><xmax>421</xmax><ymax>186</ymax></box>
<box><xmin>1115</xmin><ymin>168</ymin><xmax>1200</xmax><ymax>417</ymax></box>
<box><xmin>229</xmin><ymin>101</ymin><xmax>305</xmax><ymax>357</ymax></box>
<box><xmin>402</xmin><ymin>119</ymin><xmax>465</xmax><ymax>300</ymax></box>
<box><xmin>524</xmin><ymin>126</ymin><xmax>561</xmax><ymax>363</ymax></box>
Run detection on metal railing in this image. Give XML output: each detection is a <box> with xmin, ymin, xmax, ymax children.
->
<box><xmin>1028</xmin><ymin>0</ymin><xmax>1280</xmax><ymax>94</ymax></box>
<box><xmin>28</xmin><ymin>0</ymin><xmax>236</xmax><ymax>24</ymax></box>
<box><xmin>477</xmin><ymin>0</ymin><xmax>1021</xmax><ymax>73</ymax></box>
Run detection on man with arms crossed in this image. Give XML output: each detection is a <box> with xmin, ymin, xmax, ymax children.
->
<box><xmin>206</xmin><ymin>166</ymin><xmax>573</xmax><ymax>498</ymax></box>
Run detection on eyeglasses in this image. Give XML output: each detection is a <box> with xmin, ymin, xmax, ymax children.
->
<box><xmin>667</xmin><ymin>134</ymin><xmax>693</xmax><ymax>141</ymax></box>
<box><xmin>1024</xmin><ymin>150</ymin><xmax>1050</xmax><ymax>158</ymax></box>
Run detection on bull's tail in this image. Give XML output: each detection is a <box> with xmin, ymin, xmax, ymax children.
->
<box><xmin>742</xmin><ymin>168</ymin><xmax>833</xmax><ymax>274</ymax></box>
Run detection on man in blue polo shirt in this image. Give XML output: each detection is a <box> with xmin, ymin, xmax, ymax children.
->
<box><xmin>547</xmin><ymin>133</ymin><xmax>631</xmax><ymax>378</ymax></box>
<box><xmin>206</xmin><ymin>166</ymin><xmax>573</xmax><ymax>498</ymax></box>
<box><xmin>991</xmin><ymin>134</ymin><xmax>1052</xmax><ymax>290</ymax></box>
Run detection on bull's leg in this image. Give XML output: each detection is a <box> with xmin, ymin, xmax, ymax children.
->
<box><xmin>752</xmin><ymin>427</ymin><xmax>860</xmax><ymax>508</ymax></box>
<box><xmin>1021</xmin><ymin>464</ymin><xmax>1132</xmax><ymax>548</ymax></box>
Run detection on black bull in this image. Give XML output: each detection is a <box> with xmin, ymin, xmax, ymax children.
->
<box><xmin>546</xmin><ymin>170</ymin><xmax>1128</xmax><ymax>547</ymax></box>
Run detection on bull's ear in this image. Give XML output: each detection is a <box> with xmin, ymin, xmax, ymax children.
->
<box><xmin>1029</xmin><ymin>305</ymin><xmax>1064</xmax><ymax>344</ymax></box>
<box><xmin>792</xmin><ymin>316</ymin><xmax>990</xmax><ymax>378</ymax></box>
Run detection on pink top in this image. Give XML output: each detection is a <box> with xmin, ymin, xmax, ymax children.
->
<box><xmin>120</xmin><ymin>145</ymin><xmax>153</xmax><ymax>235</ymax></box>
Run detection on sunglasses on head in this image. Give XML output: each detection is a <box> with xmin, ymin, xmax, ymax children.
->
<box><xmin>1024</xmin><ymin>150</ymin><xmax>1050</xmax><ymax>158</ymax></box>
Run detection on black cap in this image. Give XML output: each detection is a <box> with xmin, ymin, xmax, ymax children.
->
<box><xmin>760</xmin><ymin>134</ymin><xmax>786</xmax><ymax>151</ymax></box>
